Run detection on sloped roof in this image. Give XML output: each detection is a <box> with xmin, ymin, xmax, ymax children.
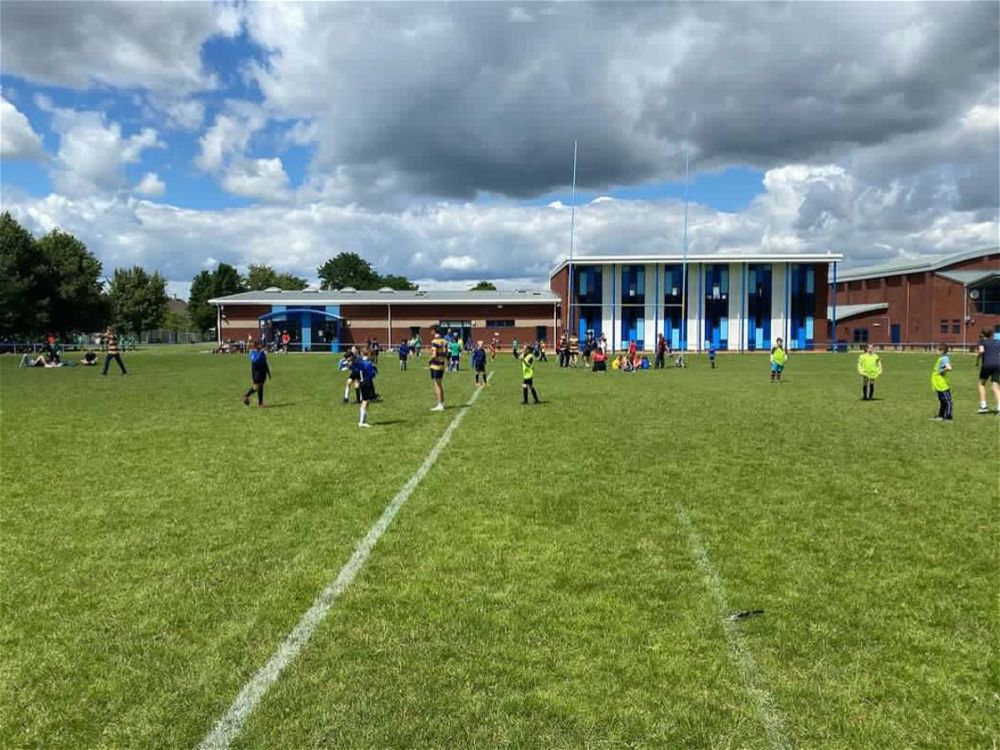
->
<box><xmin>209</xmin><ymin>289</ymin><xmax>559</xmax><ymax>306</ymax></box>
<box><xmin>936</xmin><ymin>269</ymin><xmax>1000</xmax><ymax>286</ymax></box>
<box><xmin>828</xmin><ymin>303</ymin><xmax>889</xmax><ymax>321</ymax></box>
<box><xmin>834</xmin><ymin>247</ymin><xmax>999</xmax><ymax>283</ymax></box>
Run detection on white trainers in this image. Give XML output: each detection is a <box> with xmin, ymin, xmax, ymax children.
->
<box><xmin>977</xmin><ymin>406</ymin><xmax>990</xmax><ymax>414</ymax></box>
<box><xmin>430</xmin><ymin>403</ymin><xmax>445</xmax><ymax>411</ymax></box>
<box><xmin>358</xmin><ymin>422</ymin><xmax>371</xmax><ymax>428</ymax></box>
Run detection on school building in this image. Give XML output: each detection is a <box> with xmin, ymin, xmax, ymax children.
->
<box><xmin>208</xmin><ymin>288</ymin><xmax>561</xmax><ymax>351</ymax></box>
<box><xmin>548</xmin><ymin>253</ymin><xmax>843</xmax><ymax>351</ymax></box>
<box><xmin>829</xmin><ymin>247</ymin><xmax>1000</xmax><ymax>349</ymax></box>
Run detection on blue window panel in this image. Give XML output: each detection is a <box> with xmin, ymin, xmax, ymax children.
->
<box><xmin>805</xmin><ymin>317</ymin><xmax>814</xmax><ymax>340</ymax></box>
<box><xmin>671</xmin><ymin>328</ymin><xmax>680</xmax><ymax>349</ymax></box>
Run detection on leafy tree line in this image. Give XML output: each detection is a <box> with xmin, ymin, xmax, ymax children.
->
<box><xmin>2</xmin><ymin>212</ymin><xmax>421</xmax><ymax>335</ymax></box>
<box><xmin>0</xmin><ymin>212</ymin><xmax>169</xmax><ymax>338</ymax></box>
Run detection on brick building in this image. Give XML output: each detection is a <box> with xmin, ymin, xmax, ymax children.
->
<box><xmin>830</xmin><ymin>248</ymin><xmax>1000</xmax><ymax>349</ymax></box>
<box><xmin>208</xmin><ymin>288</ymin><xmax>560</xmax><ymax>352</ymax></box>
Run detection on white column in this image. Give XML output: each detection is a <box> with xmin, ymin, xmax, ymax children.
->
<box><xmin>644</xmin><ymin>263</ymin><xmax>657</xmax><ymax>350</ymax></box>
<box><xmin>685</xmin><ymin>263</ymin><xmax>700</xmax><ymax>351</ymax></box>
<box><xmin>728</xmin><ymin>262</ymin><xmax>744</xmax><ymax>351</ymax></box>
<box><xmin>601</xmin><ymin>264</ymin><xmax>614</xmax><ymax>346</ymax></box>
<box><xmin>771</xmin><ymin>262</ymin><xmax>787</xmax><ymax>346</ymax></box>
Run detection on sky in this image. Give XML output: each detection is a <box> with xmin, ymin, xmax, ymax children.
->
<box><xmin>1</xmin><ymin>1</ymin><xmax>997</xmax><ymax>299</ymax></box>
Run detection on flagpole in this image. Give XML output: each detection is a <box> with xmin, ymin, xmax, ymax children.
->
<box><xmin>566</xmin><ymin>140</ymin><xmax>578</xmax><ymax>340</ymax></box>
<box><xmin>680</xmin><ymin>148</ymin><xmax>690</xmax><ymax>352</ymax></box>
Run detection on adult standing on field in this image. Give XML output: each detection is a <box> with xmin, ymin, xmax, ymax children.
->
<box><xmin>975</xmin><ymin>327</ymin><xmax>1000</xmax><ymax>414</ymax></box>
<box><xmin>100</xmin><ymin>326</ymin><xmax>127</xmax><ymax>375</ymax></box>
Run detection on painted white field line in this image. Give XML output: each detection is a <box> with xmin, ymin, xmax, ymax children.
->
<box><xmin>199</xmin><ymin>377</ymin><xmax>492</xmax><ymax>750</ymax></box>
<box><xmin>674</xmin><ymin>501</ymin><xmax>791</xmax><ymax>750</ymax></box>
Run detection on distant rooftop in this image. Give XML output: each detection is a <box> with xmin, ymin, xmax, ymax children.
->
<box><xmin>209</xmin><ymin>289</ymin><xmax>560</xmax><ymax>306</ymax></box>
<box><xmin>833</xmin><ymin>247</ymin><xmax>999</xmax><ymax>283</ymax></box>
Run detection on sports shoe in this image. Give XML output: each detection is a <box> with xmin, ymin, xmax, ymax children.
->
<box><xmin>342</xmin><ymin>397</ymin><xmax>349</xmax><ymax>404</ymax></box>
<box><xmin>431</xmin><ymin>403</ymin><xmax>445</xmax><ymax>411</ymax></box>
<box><xmin>358</xmin><ymin>422</ymin><xmax>371</xmax><ymax>428</ymax></box>
<box><xmin>242</xmin><ymin>395</ymin><xmax>250</xmax><ymax>406</ymax></box>
<box><xmin>931</xmin><ymin>417</ymin><xmax>944</xmax><ymax>421</ymax></box>
<box><xmin>977</xmin><ymin>406</ymin><xmax>990</xmax><ymax>414</ymax></box>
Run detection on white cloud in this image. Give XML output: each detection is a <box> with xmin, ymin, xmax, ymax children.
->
<box><xmin>440</xmin><ymin>255</ymin><xmax>477</xmax><ymax>271</ymax></box>
<box><xmin>221</xmin><ymin>158</ymin><xmax>290</xmax><ymax>200</ymax></box>
<box><xmin>0</xmin><ymin>96</ymin><xmax>47</xmax><ymax>160</ymax></box>
<box><xmin>135</xmin><ymin>172</ymin><xmax>165</xmax><ymax>197</ymax></box>
<box><xmin>144</xmin><ymin>95</ymin><xmax>205</xmax><ymax>131</ymax></box>
<box><xmin>39</xmin><ymin>102</ymin><xmax>164</xmax><ymax>196</ymax></box>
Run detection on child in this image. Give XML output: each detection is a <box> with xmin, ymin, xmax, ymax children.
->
<box><xmin>489</xmin><ymin>336</ymin><xmax>498</xmax><ymax>362</ymax></box>
<box><xmin>975</xmin><ymin>327</ymin><xmax>1000</xmax><ymax>414</ymax></box>
<box><xmin>429</xmin><ymin>328</ymin><xmax>447</xmax><ymax>411</ymax></box>
<box><xmin>857</xmin><ymin>344</ymin><xmax>882</xmax><ymax>401</ymax></box>
<box><xmin>770</xmin><ymin>338</ymin><xmax>787</xmax><ymax>382</ymax></box>
<box><xmin>472</xmin><ymin>340</ymin><xmax>488</xmax><ymax>386</ymax></box>
<box><xmin>242</xmin><ymin>341</ymin><xmax>271</xmax><ymax>408</ymax></box>
<box><xmin>708</xmin><ymin>342</ymin><xmax>717</xmax><ymax>369</ymax></box>
<box><xmin>448</xmin><ymin>337</ymin><xmax>462</xmax><ymax>372</ymax></box>
<box><xmin>931</xmin><ymin>344</ymin><xmax>953</xmax><ymax>421</ymax></box>
<box><xmin>520</xmin><ymin>346</ymin><xmax>540</xmax><ymax>404</ymax></box>
<box><xmin>512</xmin><ymin>336</ymin><xmax>520</xmax><ymax>359</ymax></box>
<box><xmin>339</xmin><ymin>348</ymin><xmax>358</xmax><ymax>403</ymax></box>
<box><xmin>397</xmin><ymin>339</ymin><xmax>410</xmax><ymax>371</ymax></box>
<box><xmin>352</xmin><ymin>349</ymin><xmax>378</xmax><ymax>427</ymax></box>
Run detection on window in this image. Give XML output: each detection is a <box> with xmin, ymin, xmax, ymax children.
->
<box><xmin>853</xmin><ymin>327</ymin><xmax>869</xmax><ymax>344</ymax></box>
<box><xmin>972</xmin><ymin>281</ymin><xmax>1000</xmax><ymax>315</ymax></box>
<box><xmin>940</xmin><ymin>320</ymin><xmax>949</xmax><ymax>334</ymax></box>
<box><xmin>486</xmin><ymin>319</ymin><xmax>514</xmax><ymax>328</ymax></box>
<box><xmin>952</xmin><ymin>320</ymin><xmax>961</xmax><ymax>334</ymax></box>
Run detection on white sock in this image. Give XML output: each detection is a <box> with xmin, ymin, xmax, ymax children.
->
<box><xmin>359</xmin><ymin>405</ymin><xmax>367</xmax><ymax>423</ymax></box>
<box><xmin>981</xmin><ymin>400</ymin><xmax>988</xmax><ymax>409</ymax></box>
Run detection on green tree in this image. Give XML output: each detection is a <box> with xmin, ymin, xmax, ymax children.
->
<box><xmin>36</xmin><ymin>229</ymin><xmax>107</xmax><ymax>332</ymax></box>
<box><xmin>317</xmin><ymin>252</ymin><xmax>417</xmax><ymax>290</ymax></box>
<box><xmin>163</xmin><ymin>306</ymin><xmax>190</xmax><ymax>333</ymax></box>
<box><xmin>246</xmin><ymin>264</ymin><xmax>308</xmax><ymax>291</ymax></box>
<box><xmin>187</xmin><ymin>263</ymin><xmax>247</xmax><ymax>333</ymax></box>
<box><xmin>0</xmin><ymin>212</ymin><xmax>46</xmax><ymax>336</ymax></box>
<box><xmin>108</xmin><ymin>266</ymin><xmax>168</xmax><ymax>336</ymax></box>
<box><xmin>469</xmin><ymin>280</ymin><xmax>497</xmax><ymax>291</ymax></box>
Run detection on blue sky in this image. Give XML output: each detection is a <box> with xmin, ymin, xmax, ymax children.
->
<box><xmin>0</xmin><ymin>2</ymin><xmax>996</xmax><ymax>291</ymax></box>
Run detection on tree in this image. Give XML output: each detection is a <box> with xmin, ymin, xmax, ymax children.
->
<box><xmin>108</xmin><ymin>266</ymin><xmax>168</xmax><ymax>336</ymax></box>
<box><xmin>187</xmin><ymin>263</ymin><xmax>247</xmax><ymax>333</ymax></box>
<box><xmin>246</xmin><ymin>264</ymin><xmax>308</xmax><ymax>291</ymax></box>
<box><xmin>0</xmin><ymin>213</ymin><xmax>108</xmax><ymax>337</ymax></box>
<box><xmin>469</xmin><ymin>280</ymin><xmax>497</xmax><ymax>291</ymax></box>
<box><xmin>36</xmin><ymin>229</ymin><xmax>107</xmax><ymax>332</ymax></box>
<box><xmin>317</xmin><ymin>252</ymin><xmax>417</xmax><ymax>290</ymax></box>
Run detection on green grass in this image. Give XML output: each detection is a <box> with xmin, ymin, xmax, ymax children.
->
<box><xmin>1</xmin><ymin>347</ymin><xmax>997</xmax><ymax>749</ymax></box>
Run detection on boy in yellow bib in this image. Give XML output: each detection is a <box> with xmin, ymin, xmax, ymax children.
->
<box><xmin>857</xmin><ymin>344</ymin><xmax>882</xmax><ymax>401</ymax></box>
<box><xmin>520</xmin><ymin>348</ymin><xmax>540</xmax><ymax>404</ymax></box>
<box><xmin>769</xmin><ymin>338</ymin><xmax>787</xmax><ymax>382</ymax></box>
<box><xmin>931</xmin><ymin>344</ymin><xmax>953</xmax><ymax>421</ymax></box>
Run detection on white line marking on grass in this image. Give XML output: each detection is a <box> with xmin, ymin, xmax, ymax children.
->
<box><xmin>198</xmin><ymin>376</ymin><xmax>492</xmax><ymax>750</ymax></box>
<box><xmin>674</xmin><ymin>501</ymin><xmax>791</xmax><ymax>750</ymax></box>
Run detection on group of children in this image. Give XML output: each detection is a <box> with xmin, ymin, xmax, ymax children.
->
<box><xmin>237</xmin><ymin>325</ymin><xmax>1000</xmax><ymax>426</ymax></box>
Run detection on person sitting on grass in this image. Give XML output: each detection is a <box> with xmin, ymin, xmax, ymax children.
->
<box><xmin>81</xmin><ymin>350</ymin><xmax>98</xmax><ymax>366</ymax></box>
<box><xmin>857</xmin><ymin>343</ymin><xmax>882</xmax><ymax>401</ymax></box>
<box><xmin>592</xmin><ymin>348</ymin><xmax>607</xmax><ymax>372</ymax></box>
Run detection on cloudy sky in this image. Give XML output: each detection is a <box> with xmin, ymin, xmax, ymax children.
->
<box><xmin>1</xmin><ymin>1</ymin><xmax>997</xmax><ymax>297</ymax></box>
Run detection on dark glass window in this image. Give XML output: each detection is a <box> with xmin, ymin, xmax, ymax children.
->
<box><xmin>486</xmin><ymin>319</ymin><xmax>515</xmax><ymax>328</ymax></box>
<box><xmin>853</xmin><ymin>328</ymin><xmax>869</xmax><ymax>343</ymax></box>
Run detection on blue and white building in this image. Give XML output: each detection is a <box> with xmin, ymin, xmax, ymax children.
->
<box><xmin>549</xmin><ymin>253</ymin><xmax>843</xmax><ymax>351</ymax></box>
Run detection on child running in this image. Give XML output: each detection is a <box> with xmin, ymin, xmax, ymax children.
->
<box><xmin>857</xmin><ymin>343</ymin><xmax>882</xmax><ymax>401</ymax></box>
<box><xmin>339</xmin><ymin>348</ymin><xmax>358</xmax><ymax>404</ymax></box>
<box><xmin>352</xmin><ymin>349</ymin><xmax>378</xmax><ymax>427</ymax></box>
<box><xmin>520</xmin><ymin>346</ymin><xmax>540</xmax><ymax>404</ymax></box>
<box><xmin>242</xmin><ymin>340</ymin><xmax>271</xmax><ymax>408</ymax></box>
<box><xmin>975</xmin><ymin>327</ymin><xmax>1000</xmax><ymax>414</ymax></box>
<box><xmin>931</xmin><ymin>343</ymin><xmax>953</xmax><ymax>421</ymax></box>
<box><xmin>429</xmin><ymin>328</ymin><xmax>447</xmax><ymax>411</ymax></box>
<box><xmin>472</xmin><ymin>340</ymin><xmax>488</xmax><ymax>386</ymax></box>
<box><xmin>770</xmin><ymin>337</ymin><xmax>787</xmax><ymax>382</ymax></box>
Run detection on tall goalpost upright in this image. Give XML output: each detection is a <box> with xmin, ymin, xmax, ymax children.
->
<box><xmin>680</xmin><ymin>148</ymin><xmax>690</xmax><ymax>352</ymax></box>
<box><xmin>566</xmin><ymin>140</ymin><xmax>578</xmax><ymax>344</ymax></box>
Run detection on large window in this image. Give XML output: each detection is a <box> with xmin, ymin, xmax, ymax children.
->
<box><xmin>620</xmin><ymin>265</ymin><xmax>646</xmax><ymax>304</ymax></box>
<box><xmin>972</xmin><ymin>281</ymin><xmax>1000</xmax><ymax>315</ymax></box>
<box><xmin>853</xmin><ymin>327</ymin><xmax>869</xmax><ymax>343</ymax></box>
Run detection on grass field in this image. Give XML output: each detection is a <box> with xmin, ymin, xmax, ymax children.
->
<box><xmin>1</xmin><ymin>346</ymin><xmax>997</xmax><ymax>749</ymax></box>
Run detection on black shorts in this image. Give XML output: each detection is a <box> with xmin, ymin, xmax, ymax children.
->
<box><xmin>980</xmin><ymin>366</ymin><xmax>1000</xmax><ymax>383</ymax></box>
<box><xmin>475</xmin><ymin>364</ymin><xmax>486</xmax><ymax>373</ymax></box>
<box><xmin>359</xmin><ymin>381</ymin><xmax>377</xmax><ymax>401</ymax></box>
<box><xmin>430</xmin><ymin>369</ymin><xmax>444</xmax><ymax>380</ymax></box>
<box><xmin>522</xmin><ymin>377</ymin><xmax>533</xmax><ymax>385</ymax></box>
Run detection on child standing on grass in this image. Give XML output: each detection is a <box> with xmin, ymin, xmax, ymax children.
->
<box><xmin>429</xmin><ymin>328</ymin><xmax>447</xmax><ymax>411</ymax></box>
<box><xmin>397</xmin><ymin>339</ymin><xmax>410</xmax><ymax>371</ymax></box>
<box><xmin>242</xmin><ymin>341</ymin><xmax>271</xmax><ymax>408</ymax></box>
<box><xmin>472</xmin><ymin>341</ymin><xmax>488</xmax><ymax>386</ymax></box>
<box><xmin>352</xmin><ymin>349</ymin><xmax>377</xmax><ymax>427</ymax></box>
<box><xmin>931</xmin><ymin>344</ymin><xmax>953</xmax><ymax>421</ymax></box>
<box><xmin>520</xmin><ymin>346</ymin><xmax>540</xmax><ymax>404</ymax></box>
<box><xmin>857</xmin><ymin>344</ymin><xmax>882</xmax><ymax>401</ymax></box>
<box><xmin>770</xmin><ymin>337</ymin><xmax>787</xmax><ymax>382</ymax></box>
<box><xmin>708</xmin><ymin>341</ymin><xmax>717</xmax><ymax>369</ymax></box>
